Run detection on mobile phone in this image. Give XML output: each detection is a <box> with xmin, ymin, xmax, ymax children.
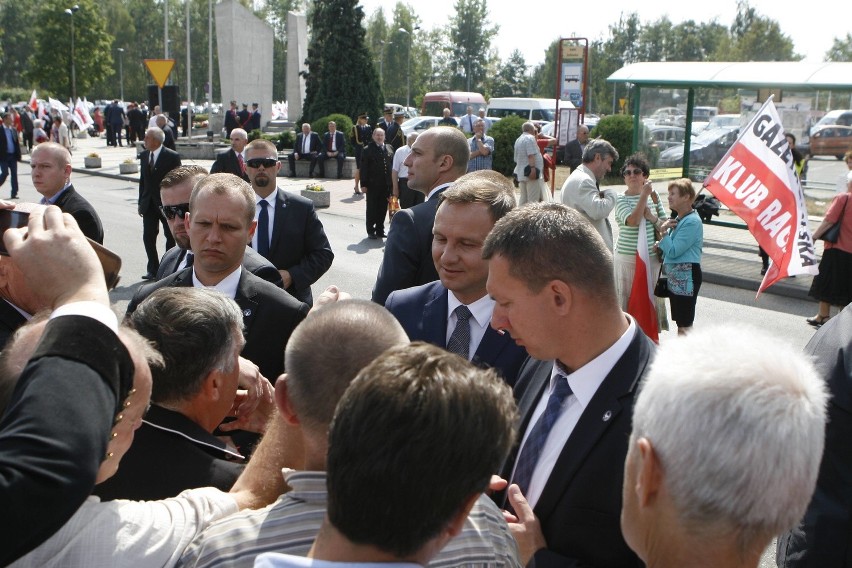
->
<box><xmin>0</xmin><ymin>210</ymin><xmax>30</xmax><ymax>256</ymax></box>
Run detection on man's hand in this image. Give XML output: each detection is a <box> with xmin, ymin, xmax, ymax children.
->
<box><xmin>503</xmin><ymin>484</ymin><xmax>547</xmax><ymax>566</ymax></box>
<box><xmin>278</xmin><ymin>269</ymin><xmax>293</xmax><ymax>289</ymax></box>
<box><xmin>312</xmin><ymin>285</ymin><xmax>352</xmax><ymax>313</ymax></box>
<box><xmin>221</xmin><ymin>358</ymin><xmax>275</xmax><ymax>434</ymax></box>
<box><xmin>293</xmin><ymin>153</ymin><xmax>300</xmax><ymax>160</ymax></box>
<box><xmin>4</xmin><ymin>206</ymin><xmax>109</xmax><ymax>309</ymax></box>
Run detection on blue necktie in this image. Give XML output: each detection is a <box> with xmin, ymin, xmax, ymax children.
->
<box><xmin>446</xmin><ymin>305</ymin><xmax>472</xmax><ymax>360</ymax></box>
<box><xmin>257</xmin><ymin>200</ymin><xmax>270</xmax><ymax>257</ymax></box>
<box><xmin>512</xmin><ymin>375</ymin><xmax>573</xmax><ymax>495</ymax></box>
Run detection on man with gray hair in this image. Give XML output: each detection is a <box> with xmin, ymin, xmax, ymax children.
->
<box><xmin>210</xmin><ymin>128</ymin><xmax>249</xmax><ymax>182</ymax></box>
<box><xmin>513</xmin><ymin>121</ymin><xmax>548</xmax><ymax>205</ymax></box>
<box><xmin>139</xmin><ymin>126</ymin><xmax>181</xmax><ymax>280</ymax></box>
<box><xmin>560</xmin><ymin>138</ymin><xmax>619</xmax><ymax>250</ymax></box>
<box><xmin>467</xmin><ymin>118</ymin><xmax>494</xmax><ymax>172</ymax></box>
<box><xmin>621</xmin><ymin>326</ymin><xmax>827</xmax><ymax>568</ymax></box>
<box><xmin>96</xmin><ymin>288</ymin><xmax>250</xmax><ymax>501</ymax></box>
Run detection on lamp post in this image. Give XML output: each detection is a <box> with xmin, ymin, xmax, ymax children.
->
<box><xmin>64</xmin><ymin>4</ymin><xmax>79</xmax><ymax>103</ymax></box>
<box><xmin>117</xmin><ymin>48</ymin><xmax>125</xmax><ymax>102</ymax></box>
<box><xmin>398</xmin><ymin>27</ymin><xmax>419</xmax><ymax>110</ymax></box>
<box><xmin>379</xmin><ymin>40</ymin><xmax>392</xmax><ymax>91</ymax></box>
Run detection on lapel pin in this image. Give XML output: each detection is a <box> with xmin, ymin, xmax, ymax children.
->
<box><xmin>243</xmin><ymin>308</ymin><xmax>252</xmax><ymax>317</ymax></box>
<box><xmin>602</xmin><ymin>410</ymin><xmax>612</xmax><ymax>422</ymax></box>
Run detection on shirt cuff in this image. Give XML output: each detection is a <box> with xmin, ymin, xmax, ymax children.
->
<box><xmin>50</xmin><ymin>302</ymin><xmax>119</xmax><ymax>333</ymax></box>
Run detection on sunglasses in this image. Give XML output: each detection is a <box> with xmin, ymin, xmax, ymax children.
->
<box><xmin>160</xmin><ymin>203</ymin><xmax>190</xmax><ymax>220</ymax></box>
<box><xmin>622</xmin><ymin>168</ymin><xmax>644</xmax><ymax>176</ymax></box>
<box><xmin>246</xmin><ymin>158</ymin><xmax>278</xmax><ymax>169</ymax></box>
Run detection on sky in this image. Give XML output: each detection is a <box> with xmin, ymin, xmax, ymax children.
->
<box><xmin>356</xmin><ymin>0</ymin><xmax>845</xmax><ymax>67</ymax></box>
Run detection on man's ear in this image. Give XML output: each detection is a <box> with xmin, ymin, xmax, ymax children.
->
<box><xmin>446</xmin><ymin>493</ymin><xmax>479</xmax><ymax>538</ymax></box>
<box><xmin>275</xmin><ymin>375</ymin><xmax>300</xmax><ymax>425</ymax></box>
<box><xmin>636</xmin><ymin>437</ymin><xmax>662</xmax><ymax>507</ymax></box>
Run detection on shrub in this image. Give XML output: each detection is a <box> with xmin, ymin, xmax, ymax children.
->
<box><xmin>591</xmin><ymin>114</ymin><xmax>653</xmax><ymax>181</ymax></box>
<box><xmin>489</xmin><ymin>115</ymin><xmax>526</xmax><ymax>176</ymax></box>
<box><xmin>277</xmin><ymin>130</ymin><xmax>296</xmax><ymax>150</ymax></box>
<box><xmin>311</xmin><ymin>113</ymin><xmax>355</xmax><ymax>156</ymax></box>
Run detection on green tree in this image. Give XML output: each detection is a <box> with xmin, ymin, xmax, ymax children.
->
<box><xmin>529</xmin><ymin>39</ymin><xmax>559</xmax><ymax>98</ymax></box>
<box><xmin>826</xmin><ymin>33</ymin><xmax>852</xmax><ymax>62</ymax></box>
<box><xmin>383</xmin><ymin>4</ymin><xmax>420</xmax><ymax>106</ymax></box>
<box><xmin>422</xmin><ymin>27</ymin><xmax>453</xmax><ymax>92</ymax></box>
<box><xmin>0</xmin><ymin>0</ymin><xmax>33</xmax><ymax>89</ymax></box>
<box><xmin>487</xmin><ymin>50</ymin><xmax>528</xmax><ymax>98</ymax></box>
<box><xmin>301</xmin><ymin>0</ymin><xmax>382</xmax><ymax>125</ymax></box>
<box><xmin>727</xmin><ymin>0</ymin><xmax>798</xmax><ymax>61</ymax></box>
<box><xmin>488</xmin><ymin>114</ymin><xmax>524</xmax><ymax>176</ymax></box>
<box><xmin>448</xmin><ymin>0</ymin><xmax>497</xmax><ymax>92</ymax></box>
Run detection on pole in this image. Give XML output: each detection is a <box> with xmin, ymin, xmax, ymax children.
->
<box><xmin>164</xmin><ymin>0</ymin><xmax>169</xmax><ymax>59</ymax></box>
<box><xmin>186</xmin><ymin>0</ymin><xmax>191</xmax><ymax>139</ymax></box>
<box><xmin>65</xmin><ymin>5</ymin><xmax>79</xmax><ymax>103</ymax></box>
<box><xmin>406</xmin><ymin>35</ymin><xmax>411</xmax><ymax>109</ymax></box>
<box><xmin>208</xmin><ymin>0</ymin><xmax>212</xmax><ymax>109</ymax></box>
<box><xmin>118</xmin><ymin>48</ymin><xmax>125</xmax><ymax>102</ymax></box>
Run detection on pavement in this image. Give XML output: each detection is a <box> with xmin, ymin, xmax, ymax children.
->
<box><xmin>33</xmin><ymin>133</ymin><xmax>829</xmax><ymax>301</ymax></box>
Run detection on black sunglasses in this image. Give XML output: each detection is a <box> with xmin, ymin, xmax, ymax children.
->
<box><xmin>622</xmin><ymin>168</ymin><xmax>644</xmax><ymax>176</ymax></box>
<box><xmin>245</xmin><ymin>158</ymin><xmax>278</xmax><ymax>169</ymax></box>
<box><xmin>160</xmin><ymin>203</ymin><xmax>190</xmax><ymax>220</ymax></box>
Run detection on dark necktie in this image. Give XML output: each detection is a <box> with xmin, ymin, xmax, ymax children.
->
<box><xmin>184</xmin><ymin>251</ymin><xmax>194</xmax><ymax>268</ymax></box>
<box><xmin>237</xmin><ymin>153</ymin><xmax>245</xmax><ymax>175</ymax></box>
<box><xmin>512</xmin><ymin>374</ymin><xmax>573</xmax><ymax>495</ymax></box>
<box><xmin>446</xmin><ymin>305</ymin><xmax>473</xmax><ymax>360</ymax></box>
<box><xmin>149</xmin><ymin>152</ymin><xmax>156</xmax><ymax>172</ymax></box>
<box><xmin>257</xmin><ymin>200</ymin><xmax>270</xmax><ymax>257</ymax></box>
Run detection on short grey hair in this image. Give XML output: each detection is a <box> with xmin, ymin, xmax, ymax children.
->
<box><xmin>582</xmin><ymin>138</ymin><xmax>618</xmax><ymax>164</ymax></box>
<box><xmin>231</xmin><ymin>128</ymin><xmax>248</xmax><ymax>140</ymax></box>
<box><xmin>129</xmin><ymin>288</ymin><xmax>245</xmax><ymax>403</ymax></box>
<box><xmin>522</xmin><ymin>121</ymin><xmax>536</xmax><ymax>134</ymax></box>
<box><xmin>630</xmin><ymin>325</ymin><xmax>827</xmax><ymax>553</ymax></box>
<box><xmin>146</xmin><ymin>127</ymin><xmax>165</xmax><ymax>144</ymax></box>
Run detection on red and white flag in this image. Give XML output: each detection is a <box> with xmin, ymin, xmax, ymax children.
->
<box><xmin>71</xmin><ymin>98</ymin><xmax>93</xmax><ymax>130</ymax></box>
<box><xmin>627</xmin><ymin>217</ymin><xmax>659</xmax><ymax>343</ymax></box>
<box><xmin>28</xmin><ymin>90</ymin><xmax>38</xmax><ymax>112</ymax></box>
<box><xmin>704</xmin><ymin>97</ymin><xmax>818</xmax><ymax>295</ymax></box>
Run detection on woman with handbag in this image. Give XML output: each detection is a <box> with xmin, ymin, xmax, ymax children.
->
<box><xmin>656</xmin><ymin>178</ymin><xmax>703</xmax><ymax>335</ymax></box>
<box><xmin>614</xmin><ymin>154</ymin><xmax>669</xmax><ymax>331</ymax></box>
<box><xmin>806</xmin><ymin>170</ymin><xmax>852</xmax><ymax>326</ymax></box>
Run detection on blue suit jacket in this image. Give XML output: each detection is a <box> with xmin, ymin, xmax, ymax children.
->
<box><xmin>385</xmin><ymin>281</ymin><xmax>527</xmax><ymax>386</ymax></box>
<box><xmin>321</xmin><ymin>131</ymin><xmax>346</xmax><ymax>158</ymax></box>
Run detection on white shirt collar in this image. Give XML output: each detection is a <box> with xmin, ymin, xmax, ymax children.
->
<box><xmin>426</xmin><ymin>182</ymin><xmax>453</xmax><ymax>201</ymax></box>
<box><xmin>446</xmin><ymin>291</ymin><xmax>494</xmax><ymax>329</ymax></box>
<box><xmin>192</xmin><ymin>265</ymin><xmax>242</xmax><ymax>299</ymax></box>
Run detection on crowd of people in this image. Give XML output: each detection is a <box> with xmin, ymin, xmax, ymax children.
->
<box><xmin>0</xmin><ymin>101</ymin><xmax>847</xmax><ymax>568</ymax></box>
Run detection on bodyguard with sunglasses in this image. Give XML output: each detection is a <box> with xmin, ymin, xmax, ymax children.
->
<box><xmin>139</xmin><ymin>126</ymin><xmax>181</xmax><ymax>280</ymax></box>
<box><xmin>156</xmin><ymin>165</ymin><xmax>282</xmax><ymax>285</ymax></box>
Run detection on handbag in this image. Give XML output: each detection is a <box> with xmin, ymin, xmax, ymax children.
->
<box><xmin>653</xmin><ymin>265</ymin><xmax>669</xmax><ymax>298</ymax></box>
<box><xmin>387</xmin><ymin>195</ymin><xmax>400</xmax><ymax>220</ymax></box>
<box><xmin>523</xmin><ymin>165</ymin><xmax>538</xmax><ymax>179</ymax></box>
<box><xmin>818</xmin><ymin>195</ymin><xmax>848</xmax><ymax>244</ymax></box>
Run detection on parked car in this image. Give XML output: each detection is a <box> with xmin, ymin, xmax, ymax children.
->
<box><xmin>706</xmin><ymin>114</ymin><xmax>741</xmax><ymax>130</ymax></box>
<box><xmin>806</xmin><ymin>125</ymin><xmax>852</xmax><ymax>159</ymax></box>
<box><xmin>644</xmin><ymin>107</ymin><xmax>684</xmax><ymax>127</ymax></box>
<box><xmin>809</xmin><ymin>109</ymin><xmax>852</xmax><ymax>136</ymax></box>
<box><xmin>649</xmin><ymin>126</ymin><xmax>686</xmax><ymax>151</ymax></box>
<box><xmin>401</xmin><ymin>116</ymin><xmax>441</xmax><ymax>136</ymax></box>
<box><xmin>658</xmin><ymin>126</ymin><xmax>740</xmax><ymax>171</ymax></box>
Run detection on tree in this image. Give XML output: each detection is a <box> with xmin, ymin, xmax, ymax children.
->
<box><xmin>529</xmin><ymin>39</ymin><xmax>559</xmax><ymax>98</ymax></box>
<box><xmin>826</xmin><ymin>34</ymin><xmax>852</xmax><ymax>62</ymax></box>
<box><xmin>487</xmin><ymin>50</ymin><xmax>528</xmax><ymax>98</ymax></box>
<box><xmin>26</xmin><ymin>0</ymin><xmax>115</xmax><ymax>100</ymax></box>
<box><xmin>448</xmin><ymin>0</ymin><xmax>497</xmax><ymax>92</ymax></box>
<box><xmin>0</xmin><ymin>0</ymin><xmax>33</xmax><ymax>89</ymax></box>
<box><xmin>727</xmin><ymin>0</ymin><xmax>798</xmax><ymax>61</ymax></box>
<box><xmin>301</xmin><ymin>0</ymin><xmax>382</xmax><ymax>125</ymax></box>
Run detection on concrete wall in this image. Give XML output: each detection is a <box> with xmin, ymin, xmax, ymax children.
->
<box><xmin>215</xmin><ymin>0</ymin><xmax>273</xmax><ymax>130</ymax></box>
<box><xmin>286</xmin><ymin>11</ymin><xmax>308</xmax><ymax>122</ymax></box>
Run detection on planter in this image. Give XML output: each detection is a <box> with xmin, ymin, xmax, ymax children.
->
<box><xmin>300</xmin><ymin>189</ymin><xmax>330</xmax><ymax>208</ymax></box>
<box><xmin>84</xmin><ymin>157</ymin><xmax>102</xmax><ymax>169</ymax></box>
<box><xmin>119</xmin><ymin>162</ymin><xmax>139</xmax><ymax>174</ymax></box>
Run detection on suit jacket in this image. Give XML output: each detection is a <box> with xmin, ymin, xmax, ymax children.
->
<box><xmin>210</xmin><ymin>148</ymin><xmax>249</xmax><ymax>182</ymax></box>
<box><xmin>0</xmin><ymin>298</ymin><xmax>27</xmax><ymax>348</ymax></box>
<box><xmin>384</xmin><ymin>281</ymin><xmax>528</xmax><ymax>386</ymax></box>
<box><xmin>0</xmin><ymin>125</ymin><xmax>21</xmax><ymax>161</ymax></box>
<box><xmin>237</xmin><ymin>109</ymin><xmax>251</xmax><ymax>129</ymax></box>
<box><xmin>138</xmin><ymin>146</ymin><xmax>181</xmax><ymax>215</ymax></box>
<box><xmin>0</xmin><ymin>316</ymin><xmax>134</xmax><ymax>565</ymax></box>
<box><xmin>224</xmin><ymin>109</ymin><xmax>240</xmax><ymax>131</ymax></box>
<box><xmin>563</xmin><ymin>139</ymin><xmax>583</xmax><ymax>170</ymax></box>
<box><xmin>371</xmin><ymin>187</ymin><xmax>447</xmax><ymax>305</ymax></box>
<box><xmin>498</xmin><ymin>328</ymin><xmax>654</xmax><ymax>568</ymax></box>
<box><xmin>777</xmin><ymin>305</ymin><xmax>852</xmax><ymax>567</ymax></box>
<box><xmin>249</xmin><ymin>110</ymin><xmax>261</xmax><ymax>131</ymax></box>
<box><xmin>126</xmin><ymin>267</ymin><xmax>309</xmax><ymax>381</ymax></box>
<box><xmin>384</xmin><ymin>122</ymin><xmax>406</xmax><ymax>151</ymax></box>
<box><xmin>293</xmin><ymin>132</ymin><xmax>322</xmax><ymax>156</ymax></box>
<box><xmin>92</xmin><ymin>404</ymin><xmax>244</xmax><ymax>502</ymax></box>
<box><xmin>321</xmin><ymin>131</ymin><xmax>346</xmax><ymax>157</ymax></box>
<box><xmin>560</xmin><ymin>164</ymin><xmax>617</xmax><ymax>251</ymax></box>
<box><xmin>162</xmin><ymin>124</ymin><xmax>177</xmax><ymax>150</ymax></box>
<box><xmin>157</xmin><ymin>245</ymin><xmax>283</xmax><ymax>286</ymax></box>
<box><xmin>53</xmin><ymin>184</ymin><xmax>104</xmax><ymax>244</ymax></box>
<box><xmin>258</xmin><ymin>188</ymin><xmax>333</xmax><ymax>306</ymax></box>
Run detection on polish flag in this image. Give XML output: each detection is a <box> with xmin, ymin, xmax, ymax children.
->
<box><xmin>28</xmin><ymin>90</ymin><xmax>38</xmax><ymax>112</ymax></box>
<box><xmin>627</xmin><ymin>217</ymin><xmax>659</xmax><ymax>343</ymax></box>
<box><xmin>72</xmin><ymin>98</ymin><xmax>93</xmax><ymax>129</ymax></box>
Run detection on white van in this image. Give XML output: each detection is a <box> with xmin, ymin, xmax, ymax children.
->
<box><xmin>486</xmin><ymin>97</ymin><xmax>557</xmax><ymax>125</ymax></box>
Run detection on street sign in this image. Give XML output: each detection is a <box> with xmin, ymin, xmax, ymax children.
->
<box><xmin>144</xmin><ymin>59</ymin><xmax>175</xmax><ymax>89</ymax></box>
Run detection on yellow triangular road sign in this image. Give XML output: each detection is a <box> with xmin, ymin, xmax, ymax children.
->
<box><xmin>144</xmin><ymin>59</ymin><xmax>175</xmax><ymax>89</ymax></box>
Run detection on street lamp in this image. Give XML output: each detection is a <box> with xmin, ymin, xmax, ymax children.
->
<box><xmin>117</xmin><ymin>48</ymin><xmax>125</xmax><ymax>102</ymax></box>
<box><xmin>64</xmin><ymin>4</ymin><xmax>80</xmax><ymax>103</ymax></box>
<box><xmin>379</xmin><ymin>40</ymin><xmax>392</xmax><ymax>91</ymax></box>
<box><xmin>398</xmin><ymin>26</ymin><xmax>419</xmax><ymax>110</ymax></box>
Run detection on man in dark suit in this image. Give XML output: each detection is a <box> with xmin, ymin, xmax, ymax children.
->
<box><xmin>245</xmin><ymin>139</ymin><xmax>334</xmax><ymax>306</ymax></box>
<box><xmin>777</xmin><ymin>303</ymin><xmax>852</xmax><ymax>567</ymax></box>
<box><xmin>155</xmin><ymin>165</ymin><xmax>282</xmax><ymax>286</ymax></box>
<box><xmin>127</xmin><ymin>173</ymin><xmax>309</xmax><ymax>383</ymax></box>
<box><xmin>0</xmin><ymin>113</ymin><xmax>22</xmax><ymax>199</ymax></box>
<box><xmin>237</xmin><ymin>103</ymin><xmax>251</xmax><ymax>131</ymax></box>
<box><xmin>95</xmin><ymin>288</ymin><xmax>249</xmax><ymax>502</ymax></box>
<box><xmin>249</xmin><ymin>103</ymin><xmax>261</xmax><ymax>131</ymax></box>
<box><xmin>288</xmin><ymin>122</ymin><xmax>322</xmax><ymax>178</ymax></box>
<box><xmin>30</xmin><ymin>142</ymin><xmax>104</xmax><ymax>243</ymax></box>
<box><xmin>371</xmin><ymin>126</ymin><xmax>470</xmax><ymax>305</ymax></box>
<box><xmin>210</xmin><ymin>127</ymin><xmax>249</xmax><ymax>182</ymax></box>
<box><xmin>563</xmin><ymin>124</ymin><xmax>589</xmax><ymax>170</ymax></box>
<box><xmin>19</xmin><ymin>108</ymin><xmax>34</xmax><ymax>152</ymax></box>
<box><xmin>224</xmin><ymin>100</ymin><xmax>239</xmax><ymax>137</ymax></box>
<box><xmin>0</xmin><ymin>205</ymin><xmax>135</xmax><ymax>564</ymax></box>
<box><xmin>317</xmin><ymin>120</ymin><xmax>346</xmax><ymax>179</ymax></box>
<box><xmin>483</xmin><ymin>202</ymin><xmax>650</xmax><ymax>567</ymax></box>
<box><xmin>126</xmin><ymin>102</ymin><xmax>146</xmax><ymax>143</ymax></box>
<box><xmin>155</xmin><ymin>114</ymin><xmax>177</xmax><ymax>151</ymax></box>
<box><xmin>139</xmin><ymin>126</ymin><xmax>181</xmax><ymax>280</ymax></box>
<box><xmin>106</xmin><ymin>100</ymin><xmax>126</xmax><ymax>147</ymax></box>
<box><xmin>385</xmin><ymin>170</ymin><xmax>526</xmax><ymax>385</ymax></box>
<box><xmin>359</xmin><ymin>127</ymin><xmax>394</xmax><ymax>239</ymax></box>
<box><xmin>377</xmin><ymin>107</ymin><xmax>394</xmax><ymax>131</ymax></box>
<box><xmin>384</xmin><ymin>111</ymin><xmax>406</xmax><ymax>152</ymax></box>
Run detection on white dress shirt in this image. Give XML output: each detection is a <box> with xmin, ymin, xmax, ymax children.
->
<box><xmin>445</xmin><ymin>292</ymin><xmax>495</xmax><ymax>361</ymax></box>
<box><xmin>512</xmin><ymin>317</ymin><xmax>637</xmax><ymax>508</ymax></box>
<box><xmin>392</xmin><ymin>145</ymin><xmax>412</xmax><ymax>178</ymax></box>
<box><xmin>192</xmin><ymin>266</ymin><xmax>242</xmax><ymax>299</ymax></box>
